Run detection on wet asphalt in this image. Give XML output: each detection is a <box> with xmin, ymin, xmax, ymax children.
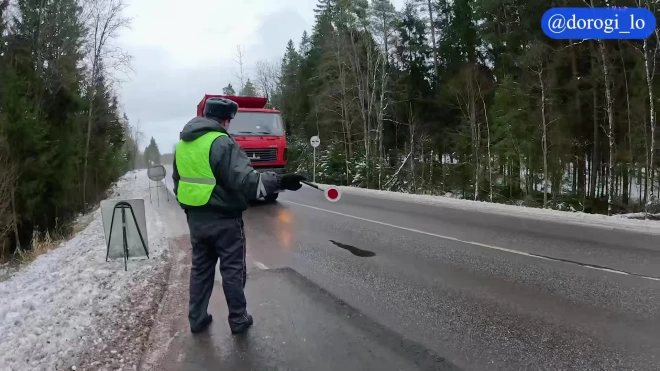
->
<box><xmin>148</xmin><ymin>184</ymin><xmax>660</xmax><ymax>371</ymax></box>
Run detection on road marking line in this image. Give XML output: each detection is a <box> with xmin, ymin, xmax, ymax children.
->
<box><xmin>254</xmin><ymin>261</ymin><xmax>269</xmax><ymax>270</ymax></box>
<box><xmin>282</xmin><ymin>200</ymin><xmax>660</xmax><ymax>282</ymax></box>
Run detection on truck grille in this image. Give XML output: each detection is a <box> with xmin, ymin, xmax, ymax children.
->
<box><xmin>244</xmin><ymin>148</ymin><xmax>277</xmax><ymax>163</ymax></box>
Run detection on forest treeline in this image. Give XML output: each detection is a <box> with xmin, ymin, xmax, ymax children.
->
<box><xmin>249</xmin><ymin>0</ymin><xmax>660</xmax><ymax>216</ymax></box>
<box><xmin>0</xmin><ymin>0</ymin><xmax>137</xmax><ymax>259</ymax></box>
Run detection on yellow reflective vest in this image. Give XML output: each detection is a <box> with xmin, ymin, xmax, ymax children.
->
<box><xmin>174</xmin><ymin>131</ymin><xmax>227</xmax><ymax>206</ymax></box>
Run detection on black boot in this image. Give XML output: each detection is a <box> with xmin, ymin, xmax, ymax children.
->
<box><xmin>191</xmin><ymin>314</ymin><xmax>213</xmax><ymax>334</ymax></box>
<box><xmin>230</xmin><ymin>314</ymin><xmax>253</xmax><ymax>334</ymax></box>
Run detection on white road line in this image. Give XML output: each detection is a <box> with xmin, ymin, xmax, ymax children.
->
<box><xmin>254</xmin><ymin>261</ymin><xmax>269</xmax><ymax>270</ymax></box>
<box><xmin>281</xmin><ymin>200</ymin><xmax>660</xmax><ymax>282</ymax></box>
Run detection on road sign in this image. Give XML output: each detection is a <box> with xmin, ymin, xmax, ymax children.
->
<box><xmin>310</xmin><ymin>136</ymin><xmax>320</xmax><ymax>182</ymax></box>
<box><xmin>324</xmin><ymin>186</ymin><xmax>341</xmax><ymax>202</ymax></box>
<box><xmin>147</xmin><ymin>165</ymin><xmax>169</xmax><ymax>206</ymax></box>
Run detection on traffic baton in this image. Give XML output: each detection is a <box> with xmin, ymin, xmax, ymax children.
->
<box><xmin>301</xmin><ymin>180</ymin><xmax>322</xmax><ymax>191</ymax></box>
<box><xmin>301</xmin><ymin>180</ymin><xmax>341</xmax><ymax>202</ymax></box>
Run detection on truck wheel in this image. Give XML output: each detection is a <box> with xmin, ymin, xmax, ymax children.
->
<box><xmin>264</xmin><ymin>193</ymin><xmax>279</xmax><ymax>202</ymax></box>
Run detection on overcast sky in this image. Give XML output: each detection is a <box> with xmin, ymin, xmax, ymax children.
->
<box><xmin>116</xmin><ymin>0</ymin><xmax>406</xmax><ymax>152</ymax></box>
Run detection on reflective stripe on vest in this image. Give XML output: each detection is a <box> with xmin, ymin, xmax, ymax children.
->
<box><xmin>175</xmin><ymin>131</ymin><xmax>227</xmax><ymax>206</ymax></box>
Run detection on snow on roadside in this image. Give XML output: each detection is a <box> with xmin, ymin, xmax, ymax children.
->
<box><xmin>0</xmin><ymin>169</ymin><xmax>170</xmax><ymax>371</ymax></box>
<box><xmin>316</xmin><ymin>184</ymin><xmax>660</xmax><ymax>234</ymax></box>
<box><xmin>162</xmin><ymin>165</ymin><xmax>174</xmax><ymax>194</ymax></box>
<box><xmin>0</xmin><ymin>263</ymin><xmax>11</xmax><ymax>282</ymax></box>
<box><xmin>616</xmin><ymin>212</ymin><xmax>660</xmax><ymax>221</ymax></box>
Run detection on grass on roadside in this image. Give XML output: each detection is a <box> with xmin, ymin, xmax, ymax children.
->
<box><xmin>12</xmin><ymin>230</ymin><xmax>63</xmax><ymax>264</ymax></box>
<box><xmin>0</xmin><ymin>212</ymin><xmax>96</xmax><ymax>279</ymax></box>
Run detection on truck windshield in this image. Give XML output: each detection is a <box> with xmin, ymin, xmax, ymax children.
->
<box><xmin>227</xmin><ymin>111</ymin><xmax>284</xmax><ymax>136</ymax></box>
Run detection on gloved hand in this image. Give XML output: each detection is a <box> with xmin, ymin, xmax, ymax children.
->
<box><xmin>279</xmin><ymin>174</ymin><xmax>306</xmax><ymax>191</ymax></box>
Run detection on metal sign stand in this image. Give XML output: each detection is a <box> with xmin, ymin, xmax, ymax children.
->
<box><xmin>105</xmin><ymin>201</ymin><xmax>149</xmax><ymax>271</ymax></box>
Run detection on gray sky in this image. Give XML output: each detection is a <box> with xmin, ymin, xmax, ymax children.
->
<box><xmin>116</xmin><ymin>0</ymin><xmax>406</xmax><ymax>152</ymax></box>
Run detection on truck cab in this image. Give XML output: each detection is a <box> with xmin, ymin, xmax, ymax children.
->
<box><xmin>197</xmin><ymin>95</ymin><xmax>287</xmax><ymax>201</ymax></box>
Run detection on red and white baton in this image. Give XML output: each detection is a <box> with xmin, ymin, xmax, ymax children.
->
<box><xmin>301</xmin><ymin>180</ymin><xmax>342</xmax><ymax>202</ymax></box>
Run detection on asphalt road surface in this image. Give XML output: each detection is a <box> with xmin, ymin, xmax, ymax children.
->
<box><xmin>145</xmin><ymin>183</ymin><xmax>660</xmax><ymax>371</ymax></box>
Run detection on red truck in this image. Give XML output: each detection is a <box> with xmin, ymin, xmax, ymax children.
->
<box><xmin>196</xmin><ymin>94</ymin><xmax>287</xmax><ymax>201</ymax></box>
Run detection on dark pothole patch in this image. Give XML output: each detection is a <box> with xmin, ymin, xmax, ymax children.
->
<box><xmin>329</xmin><ymin>240</ymin><xmax>376</xmax><ymax>257</ymax></box>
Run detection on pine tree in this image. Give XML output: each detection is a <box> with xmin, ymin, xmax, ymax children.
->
<box><xmin>239</xmin><ymin>78</ymin><xmax>258</xmax><ymax>96</ymax></box>
<box><xmin>0</xmin><ymin>0</ymin><xmax>133</xmax><ymax>257</ymax></box>
<box><xmin>314</xmin><ymin>0</ymin><xmax>336</xmax><ymax>22</ymax></box>
<box><xmin>144</xmin><ymin>137</ymin><xmax>161</xmax><ymax>166</ymax></box>
<box><xmin>299</xmin><ymin>31</ymin><xmax>311</xmax><ymax>56</ymax></box>
<box><xmin>280</xmin><ymin>40</ymin><xmax>301</xmax><ymax>135</ymax></box>
<box><xmin>369</xmin><ymin>0</ymin><xmax>397</xmax><ymax>57</ymax></box>
<box><xmin>222</xmin><ymin>83</ymin><xmax>236</xmax><ymax>95</ymax></box>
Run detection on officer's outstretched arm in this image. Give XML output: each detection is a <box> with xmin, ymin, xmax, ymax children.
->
<box><xmin>211</xmin><ymin>136</ymin><xmax>279</xmax><ymax>201</ymax></box>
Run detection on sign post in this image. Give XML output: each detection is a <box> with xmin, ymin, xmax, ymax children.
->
<box><xmin>310</xmin><ymin>136</ymin><xmax>320</xmax><ymax>183</ymax></box>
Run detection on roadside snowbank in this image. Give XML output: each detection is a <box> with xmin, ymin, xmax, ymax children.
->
<box><xmin>162</xmin><ymin>165</ymin><xmax>174</xmax><ymax>194</ymax></box>
<box><xmin>615</xmin><ymin>212</ymin><xmax>660</xmax><ymax>221</ymax></box>
<box><xmin>0</xmin><ymin>169</ymin><xmax>170</xmax><ymax>371</ymax></box>
<box><xmin>316</xmin><ymin>184</ymin><xmax>660</xmax><ymax>234</ymax></box>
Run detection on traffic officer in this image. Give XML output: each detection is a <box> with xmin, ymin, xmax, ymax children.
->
<box><xmin>172</xmin><ymin>97</ymin><xmax>305</xmax><ymax>334</ymax></box>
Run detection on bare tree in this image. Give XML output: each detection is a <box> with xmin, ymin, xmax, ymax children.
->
<box><xmin>478</xmin><ymin>82</ymin><xmax>493</xmax><ymax>202</ymax></box>
<box><xmin>346</xmin><ymin>25</ymin><xmax>377</xmax><ymax>187</ymax></box>
<box><xmin>537</xmin><ymin>63</ymin><xmax>549</xmax><ymax>209</ymax></box>
<box><xmin>369</xmin><ymin>0</ymin><xmax>396</xmax><ymax>57</ymax></box>
<box><xmin>375</xmin><ymin>53</ymin><xmax>389</xmax><ymax>190</ymax></box>
<box><xmin>254</xmin><ymin>58</ymin><xmax>281</xmax><ymax>100</ymax></box>
<box><xmin>597</xmin><ymin>40</ymin><xmax>616</xmax><ymax>215</ymax></box>
<box><xmin>449</xmin><ymin>65</ymin><xmax>481</xmax><ymax>200</ymax></box>
<box><xmin>635</xmin><ymin>0</ymin><xmax>660</xmax><ymax>202</ymax></box>
<box><xmin>409</xmin><ymin>105</ymin><xmax>417</xmax><ymax>193</ymax></box>
<box><xmin>81</xmin><ymin>0</ymin><xmax>131</xmax><ymax>206</ymax></box>
<box><xmin>333</xmin><ymin>31</ymin><xmax>353</xmax><ymax>183</ymax></box>
<box><xmin>643</xmin><ymin>31</ymin><xmax>659</xmax><ymax>202</ymax></box>
<box><xmin>416</xmin><ymin>0</ymin><xmax>439</xmax><ymax>82</ymax></box>
<box><xmin>369</xmin><ymin>0</ymin><xmax>395</xmax><ymax>189</ymax></box>
<box><xmin>234</xmin><ymin>45</ymin><xmax>246</xmax><ymax>92</ymax></box>
<box><xmin>619</xmin><ymin>42</ymin><xmax>633</xmax><ymax>204</ymax></box>
<box><xmin>132</xmin><ymin>119</ymin><xmax>144</xmax><ymax>171</ymax></box>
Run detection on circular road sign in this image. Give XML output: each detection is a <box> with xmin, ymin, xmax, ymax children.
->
<box><xmin>324</xmin><ymin>186</ymin><xmax>341</xmax><ymax>202</ymax></box>
<box><xmin>310</xmin><ymin>135</ymin><xmax>320</xmax><ymax>148</ymax></box>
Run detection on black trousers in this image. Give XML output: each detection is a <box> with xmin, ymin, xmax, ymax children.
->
<box><xmin>186</xmin><ymin>210</ymin><xmax>250</xmax><ymax>330</ymax></box>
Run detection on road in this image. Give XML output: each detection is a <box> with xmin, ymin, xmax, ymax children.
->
<box><xmin>142</xmin><ymin>182</ymin><xmax>660</xmax><ymax>371</ymax></box>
